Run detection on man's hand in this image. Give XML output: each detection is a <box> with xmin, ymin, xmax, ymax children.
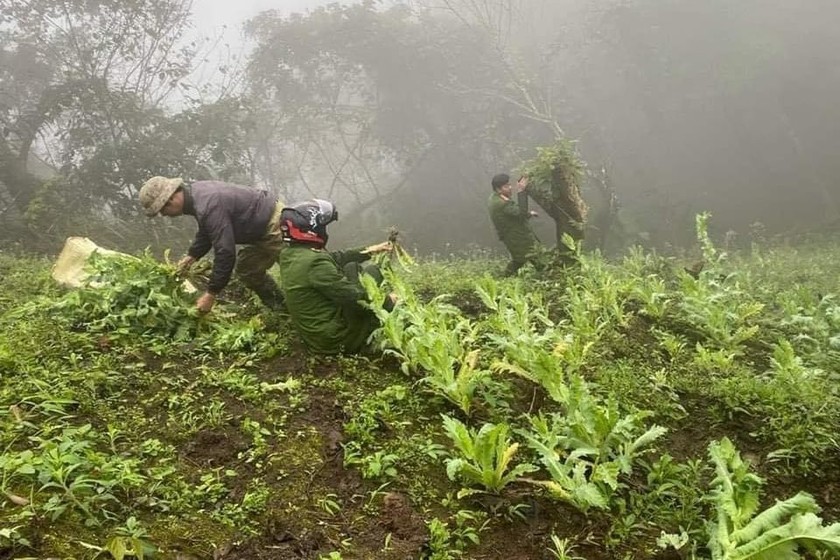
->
<box><xmin>383</xmin><ymin>292</ymin><xmax>398</xmax><ymax>311</ymax></box>
<box><xmin>362</xmin><ymin>241</ymin><xmax>393</xmax><ymax>254</ymax></box>
<box><xmin>516</xmin><ymin>175</ymin><xmax>529</xmax><ymax>192</ymax></box>
<box><xmin>177</xmin><ymin>256</ymin><xmax>196</xmax><ymax>275</ymax></box>
<box><xmin>196</xmin><ymin>292</ymin><xmax>216</xmax><ymax>313</ymax></box>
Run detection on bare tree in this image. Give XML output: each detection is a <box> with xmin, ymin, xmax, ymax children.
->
<box><xmin>421</xmin><ymin>0</ymin><xmax>565</xmax><ymax>137</ymax></box>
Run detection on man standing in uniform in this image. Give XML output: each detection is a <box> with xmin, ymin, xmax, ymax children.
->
<box><xmin>487</xmin><ymin>173</ymin><xmax>540</xmax><ymax>275</ymax></box>
<box><xmin>277</xmin><ymin>199</ymin><xmax>395</xmax><ymax>354</ymax></box>
<box><xmin>139</xmin><ymin>176</ymin><xmax>285</xmax><ymax>313</ymax></box>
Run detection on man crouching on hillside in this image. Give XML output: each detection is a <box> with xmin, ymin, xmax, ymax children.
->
<box><xmin>277</xmin><ymin>199</ymin><xmax>395</xmax><ymax>354</ymax></box>
<box><xmin>139</xmin><ymin>176</ymin><xmax>285</xmax><ymax>313</ymax></box>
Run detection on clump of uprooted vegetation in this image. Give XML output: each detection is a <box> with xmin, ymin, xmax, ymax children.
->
<box><xmin>0</xmin><ymin>218</ymin><xmax>839</xmax><ymax>559</ymax></box>
<box><xmin>53</xmin><ymin>251</ymin><xmax>200</xmax><ymax>341</ymax></box>
<box><xmin>518</xmin><ymin>138</ymin><xmax>589</xmax><ymax>246</ymax></box>
<box><xmin>29</xmin><ymin>251</ymin><xmax>285</xmax><ymax>355</ymax></box>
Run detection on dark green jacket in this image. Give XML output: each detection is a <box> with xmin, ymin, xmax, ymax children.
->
<box><xmin>487</xmin><ymin>193</ymin><xmax>538</xmax><ymax>261</ymax></box>
<box><xmin>278</xmin><ymin>245</ymin><xmax>375</xmax><ymax>354</ymax></box>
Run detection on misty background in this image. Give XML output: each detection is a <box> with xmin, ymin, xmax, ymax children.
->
<box><xmin>2</xmin><ymin>0</ymin><xmax>838</xmax><ymax>256</ymax></box>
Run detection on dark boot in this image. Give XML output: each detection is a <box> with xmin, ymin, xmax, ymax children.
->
<box><xmin>252</xmin><ymin>279</ymin><xmax>286</xmax><ymax>311</ymax></box>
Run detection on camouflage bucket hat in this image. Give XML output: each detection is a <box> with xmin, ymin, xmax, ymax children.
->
<box><xmin>139</xmin><ymin>176</ymin><xmax>183</xmax><ymax>216</ymax></box>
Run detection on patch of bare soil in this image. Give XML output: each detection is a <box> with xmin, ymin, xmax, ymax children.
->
<box><xmin>212</xmin><ymin>370</ymin><xmax>380</xmax><ymax>559</ymax></box>
<box><xmin>181</xmin><ymin>427</ymin><xmax>248</xmax><ymax>468</ymax></box>
<box><xmin>666</xmin><ymin>394</ymin><xmax>765</xmax><ymax>462</ymax></box>
<box><xmin>219</xmin><ymin>521</ymin><xmax>328</xmax><ymax>560</ymax></box>
<box><xmin>462</xmin><ymin>492</ymin><xmax>623</xmax><ymax>560</ymax></box>
<box><xmin>763</xmin><ymin>451</ymin><xmax>840</xmax><ymax>519</ymax></box>
<box><xmin>377</xmin><ymin>492</ymin><xmax>427</xmax><ymax>552</ymax></box>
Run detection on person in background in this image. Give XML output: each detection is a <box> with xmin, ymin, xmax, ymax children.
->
<box><xmin>277</xmin><ymin>199</ymin><xmax>395</xmax><ymax>354</ymax></box>
<box><xmin>139</xmin><ymin>176</ymin><xmax>285</xmax><ymax>313</ymax></box>
<box><xmin>487</xmin><ymin>173</ymin><xmax>540</xmax><ymax>275</ymax></box>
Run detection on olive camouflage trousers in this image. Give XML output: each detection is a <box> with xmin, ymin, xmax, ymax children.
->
<box><xmin>235</xmin><ymin>200</ymin><xmax>285</xmax><ymax>303</ymax></box>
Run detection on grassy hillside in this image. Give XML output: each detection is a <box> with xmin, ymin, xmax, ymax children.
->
<box><xmin>1</xmin><ymin>222</ymin><xmax>838</xmax><ymax>559</ymax></box>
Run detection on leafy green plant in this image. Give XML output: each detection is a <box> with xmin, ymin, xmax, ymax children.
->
<box><xmin>79</xmin><ymin>516</ymin><xmax>157</xmax><ymax>559</ymax></box>
<box><xmin>240</xmin><ymin>418</ymin><xmax>272</xmax><ymax>465</ymax></box>
<box><xmin>571</xmin><ymin>254</ymin><xmax>634</xmax><ymax>329</ymax></box>
<box><xmin>547</xmin><ymin>376</ymin><xmax>667</xmax><ymax>471</ymax></box>
<box><xmin>423</xmin><ymin>349</ymin><xmax>490</xmax><ymax>416</ymax></box>
<box><xmin>44</xmin><ymin>251</ymin><xmax>283</xmax><ymax>356</ymax></box>
<box><xmin>522</xmin><ymin>438</ymin><xmax>612</xmax><ymax>512</ymax></box>
<box><xmin>633</xmin><ymin>274</ymin><xmax>671</xmax><ymax>320</ymax></box>
<box><xmin>659</xmin><ymin>214</ymin><xmax>765</xmax><ymax>359</ymax></box>
<box><xmin>441</xmin><ymin>416</ymin><xmax>536</xmax><ymax>494</ymax></box>
<box><xmin>204</xmin><ymin>314</ymin><xmax>276</xmax><ymax>354</ymax></box>
<box><xmin>706</xmin><ymin>437</ymin><xmax>840</xmax><ymax>559</ymax></box>
<box><xmin>773</xmin><ymin>292</ymin><xmax>840</xmax><ymax>379</ymax></box>
<box><xmin>765</xmin><ymin>339</ymin><xmax>823</xmax><ymax>382</ymax></box>
<box><xmin>1</xmin><ymin>424</ymin><xmax>148</xmax><ymax>523</ymax></box>
<box><xmin>4</xmin><ymin>218</ymin><xmax>840</xmax><ymax>559</ymax></box>
<box><xmin>523</xmin><ymin>376</ymin><xmax>666</xmax><ymax>512</ymax></box>
<box><xmin>478</xmin><ymin>278</ymin><xmax>581</xmax><ymax>403</ymax></box>
<box><xmin>343</xmin><ymin>384</ymin><xmax>409</xmax><ymax>446</ymax></box>
<box><xmin>547</xmin><ymin>534</ymin><xmax>586</xmax><ymax>560</ymax></box>
<box><xmin>426</xmin><ymin>517</ymin><xmax>457</xmax><ymax>560</ymax></box>
<box><xmin>612</xmin><ymin>454</ymin><xmax>706</xmax><ymax>551</ymax></box>
<box><xmin>363</xmin><ymin>269</ymin><xmax>486</xmax><ymax>414</ymax></box>
<box><xmin>693</xmin><ymin>343</ymin><xmax>739</xmax><ymax>374</ymax></box>
<box><xmin>519</xmin><ymin>139</ymin><xmax>585</xmax><ymax>192</ymax></box>
<box><xmin>696</xmin><ymin>212</ymin><xmax>721</xmax><ymax>266</ymax></box>
<box><xmin>204</xmin><ymin>366</ymin><xmax>263</xmax><ymax>402</ymax></box>
<box><xmin>0</xmin><ymin>525</ymin><xmax>31</xmax><ymax>549</ymax></box>
<box><xmin>709</xmin><ymin>360</ymin><xmax>839</xmax><ymax>473</ymax></box>
<box><xmin>424</xmin><ymin>510</ymin><xmax>489</xmax><ymax>560</ymax></box>
<box><xmin>343</xmin><ymin>447</ymin><xmax>399</xmax><ymax>480</ymax></box>
<box><xmin>316</xmin><ymin>493</ymin><xmax>342</xmax><ymax>516</ymax></box>
<box><xmin>654</xmin><ymin>328</ymin><xmax>688</xmax><ymax>361</ymax></box>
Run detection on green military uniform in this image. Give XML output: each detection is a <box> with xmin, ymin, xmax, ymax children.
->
<box><xmin>487</xmin><ymin>192</ymin><xmax>538</xmax><ymax>275</ymax></box>
<box><xmin>278</xmin><ymin>245</ymin><xmax>378</xmax><ymax>354</ymax></box>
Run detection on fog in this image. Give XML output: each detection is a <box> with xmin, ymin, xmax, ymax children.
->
<box><xmin>190</xmin><ymin>0</ymin><xmax>336</xmax><ymax>37</ymax></box>
<box><xmin>2</xmin><ymin>0</ymin><xmax>839</xmax><ymax>253</ymax></box>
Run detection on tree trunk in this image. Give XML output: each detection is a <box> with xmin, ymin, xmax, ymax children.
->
<box><xmin>0</xmin><ymin>138</ymin><xmax>39</xmax><ymax>218</ymax></box>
